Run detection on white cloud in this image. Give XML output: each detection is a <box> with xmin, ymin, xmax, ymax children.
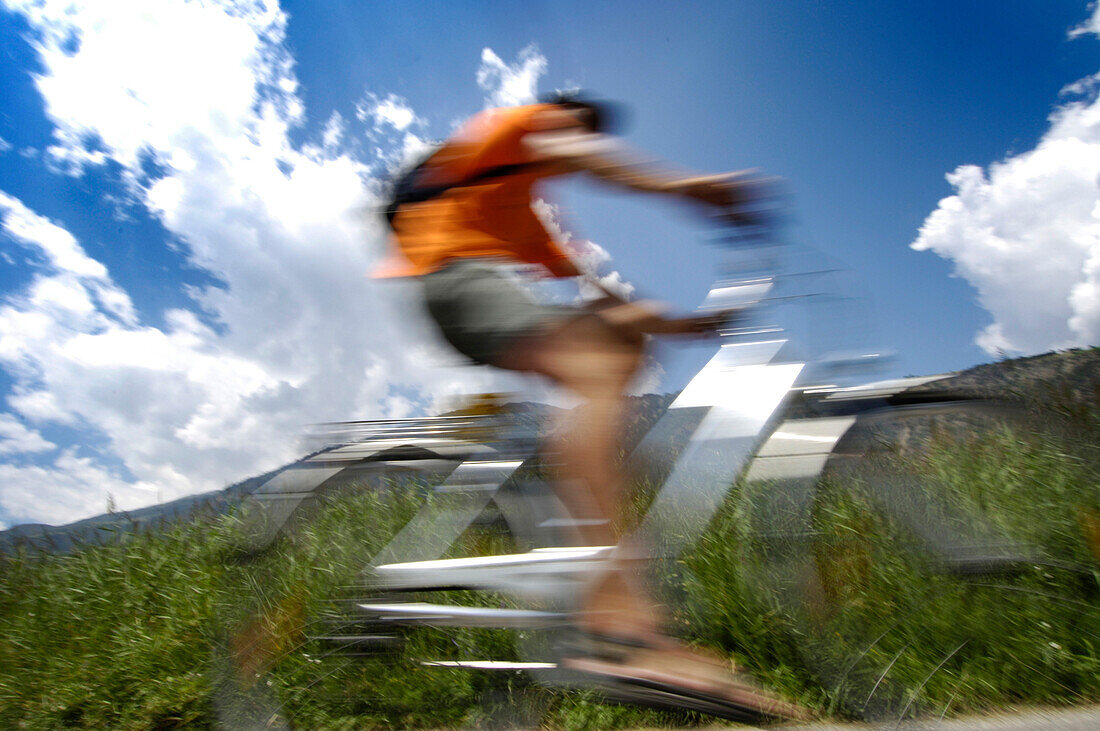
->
<box><xmin>321</xmin><ymin>111</ymin><xmax>345</xmax><ymax>150</ymax></box>
<box><xmin>12</xmin><ymin>0</ymin><xmax>290</xmax><ymax>178</ymax></box>
<box><xmin>477</xmin><ymin>44</ymin><xmax>547</xmax><ymax>108</ymax></box>
<box><xmin>0</xmin><ymin>191</ymin><xmax>108</xmax><ymax>279</ymax></box>
<box><xmin>0</xmin><ymin>0</ymin><xmax>505</xmax><ymax>527</ymax></box>
<box><xmin>7</xmin><ymin>389</ymin><xmax>72</xmax><ymax>425</ymax></box>
<box><xmin>357</xmin><ymin>92</ymin><xmax>421</xmax><ymax>133</ymax></box>
<box><xmin>1070</xmin><ymin>2</ymin><xmax>1100</xmax><ymax>39</ymax></box>
<box><xmin>911</xmin><ymin>6</ymin><xmax>1100</xmax><ymax>355</ymax></box>
<box><xmin>0</xmin><ymin>449</ymin><xmax>160</xmax><ymax>528</ymax></box>
<box><xmin>0</xmin><ymin>413</ymin><xmax>55</xmax><ymax>455</ymax></box>
<box><xmin>0</xmin><ymin>136</ymin><xmax>11</xmax><ymax>153</ymax></box>
<box><xmin>532</xmin><ymin>198</ymin><xmax>636</xmax><ymax>301</ymax></box>
<box><xmin>355</xmin><ymin>92</ymin><xmax>430</xmax><ymax>173</ymax></box>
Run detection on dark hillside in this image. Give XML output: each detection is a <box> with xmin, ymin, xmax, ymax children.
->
<box><xmin>0</xmin><ymin>468</ymin><xmax>281</xmax><ymax>554</ymax></box>
<box><xmin>2</xmin><ymin>348</ymin><xmax>1096</xmax><ymax>554</ymax></box>
<box><xmin>910</xmin><ymin>347</ymin><xmax>1099</xmax><ymax>410</ymax></box>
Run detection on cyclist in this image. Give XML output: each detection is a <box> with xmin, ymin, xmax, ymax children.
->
<box><xmin>380</xmin><ymin>93</ymin><xmax>784</xmax><ymax>702</ymax></box>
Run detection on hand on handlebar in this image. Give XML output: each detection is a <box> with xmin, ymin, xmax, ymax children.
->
<box><xmin>674</xmin><ymin>170</ymin><xmax>786</xmax><ymax>231</ymax></box>
<box><xmin>652</xmin><ymin>308</ymin><xmax>743</xmax><ymax>337</ymax></box>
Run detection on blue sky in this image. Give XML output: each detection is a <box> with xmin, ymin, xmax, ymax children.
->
<box><xmin>0</xmin><ymin>0</ymin><xmax>1098</xmax><ymax>528</ymax></box>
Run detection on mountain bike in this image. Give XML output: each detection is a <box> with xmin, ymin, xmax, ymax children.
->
<box><xmin>220</xmin><ymin>228</ymin><xmax>1099</xmax><ymax>727</ymax></box>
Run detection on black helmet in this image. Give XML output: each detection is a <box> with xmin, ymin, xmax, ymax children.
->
<box><xmin>537</xmin><ymin>91</ymin><xmax>624</xmax><ymax>133</ymax></box>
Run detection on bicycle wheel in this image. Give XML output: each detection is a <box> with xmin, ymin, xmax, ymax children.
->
<box><xmin>209</xmin><ymin>411</ymin><xmax>649</xmax><ymax>729</ymax></box>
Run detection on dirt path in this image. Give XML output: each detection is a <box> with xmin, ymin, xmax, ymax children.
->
<box><xmin>720</xmin><ymin>704</ymin><xmax>1100</xmax><ymax>730</ymax></box>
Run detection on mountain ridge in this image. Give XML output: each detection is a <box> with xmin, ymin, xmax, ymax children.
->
<box><xmin>2</xmin><ymin>347</ymin><xmax>1095</xmax><ymax>554</ymax></box>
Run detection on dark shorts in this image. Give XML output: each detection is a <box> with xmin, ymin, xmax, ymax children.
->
<box><xmin>421</xmin><ymin>258</ymin><xmax>577</xmax><ymax>366</ymax></box>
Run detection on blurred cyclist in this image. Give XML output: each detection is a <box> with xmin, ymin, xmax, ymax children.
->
<box><xmin>380</xmin><ymin>93</ymin><xmax>781</xmax><ymax>699</ymax></box>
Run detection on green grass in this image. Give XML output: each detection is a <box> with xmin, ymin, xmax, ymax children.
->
<box><xmin>679</xmin><ymin>410</ymin><xmax>1100</xmax><ymax>719</ymax></box>
<box><xmin>0</xmin><ymin>411</ymin><xmax>1097</xmax><ymax>728</ymax></box>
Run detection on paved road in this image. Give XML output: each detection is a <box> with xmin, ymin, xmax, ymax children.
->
<box><xmin>740</xmin><ymin>705</ymin><xmax>1100</xmax><ymax>730</ymax></box>
<box><xmin>634</xmin><ymin>705</ymin><xmax>1100</xmax><ymax>731</ymax></box>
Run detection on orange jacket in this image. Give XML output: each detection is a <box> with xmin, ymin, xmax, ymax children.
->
<box><xmin>380</xmin><ymin>104</ymin><xmax>577</xmax><ymax>278</ymax></box>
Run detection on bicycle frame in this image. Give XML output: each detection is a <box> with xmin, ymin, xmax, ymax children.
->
<box><xmin>235</xmin><ymin>269</ymin><xmax>955</xmax><ymax>644</ymax></box>
<box><xmin>222</xmin><ymin>232</ymin><xmax>1094</xmax><ymax>726</ymax></box>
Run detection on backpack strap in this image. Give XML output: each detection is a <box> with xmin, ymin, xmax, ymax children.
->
<box><xmin>385</xmin><ymin>161</ymin><xmax>535</xmax><ymax>225</ymax></box>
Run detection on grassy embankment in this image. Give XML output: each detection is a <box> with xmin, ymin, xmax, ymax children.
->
<box><xmin>0</xmin><ymin>401</ymin><xmax>1097</xmax><ymax>728</ymax></box>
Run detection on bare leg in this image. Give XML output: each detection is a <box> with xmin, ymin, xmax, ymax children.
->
<box><xmin>492</xmin><ymin>306</ymin><xmax>809</xmax><ymax>717</ymax></box>
<box><xmin>501</xmin><ymin>302</ymin><xmax>706</xmax><ymax>542</ymax></box>
<box><xmin>499</xmin><ymin>312</ymin><xmax>665</xmax><ymax>638</ymax></box>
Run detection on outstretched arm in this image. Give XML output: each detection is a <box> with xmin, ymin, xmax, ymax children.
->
<box><xmin>523</xmin><ymin>127</ymin><xmax>772</xmax><ymax>214</ymax></box>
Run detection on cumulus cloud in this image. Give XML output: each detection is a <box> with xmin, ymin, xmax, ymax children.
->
<box><xmin>355</xmin><ymin>92</ymin><xmax>431</xmax><ymax>170</ymax></box>
<box><xmin>911</xmin><ymin>5</ymin><xmax>1100</xmax><ymax>355</ymax></box>
<box><xmin>0</xmin><ymin>1</ymin><xmax>556</xmax><ymax>526</ymax></box>
<box><xmin>321</xmin><ymin>111</ymin><xmax>346</xmax><ymax>151</ymax></box>
<box><xmin>1070</xmin><ymin>2</ymin><xmax>1100</xmax><ymax>39</ymax></box>
<box><xmin>477</xmin><ymin>44</ymin><xmax>547</xmax><ymax>108</ymax></box>
<box><xmin>0</xmin><ymin>192</ymin><xmax>109</xmax><ymax>280</ymax></box>
<box><xmin>532</xmin><ymin>199</ymin><xmax>636</xmax><ymax>301</ymax></box>
<box><xmin>0</xmin><ymin>449</ymin><xmax>159</xmax><ymax>529</ymax></box>
<box><xmin>357</xmin><ymin>92</ymin><xmax>422</xmax><ymax>133</ymax></box>
<box><xmin>0</xmin><ymin>189</ymin><xmax>296</xmax><ymax>519</ymax></box>
<box><xmin>0</xmin><ymin>414</ymin><xmax>55</xmax><ymax>456</ymax></box>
